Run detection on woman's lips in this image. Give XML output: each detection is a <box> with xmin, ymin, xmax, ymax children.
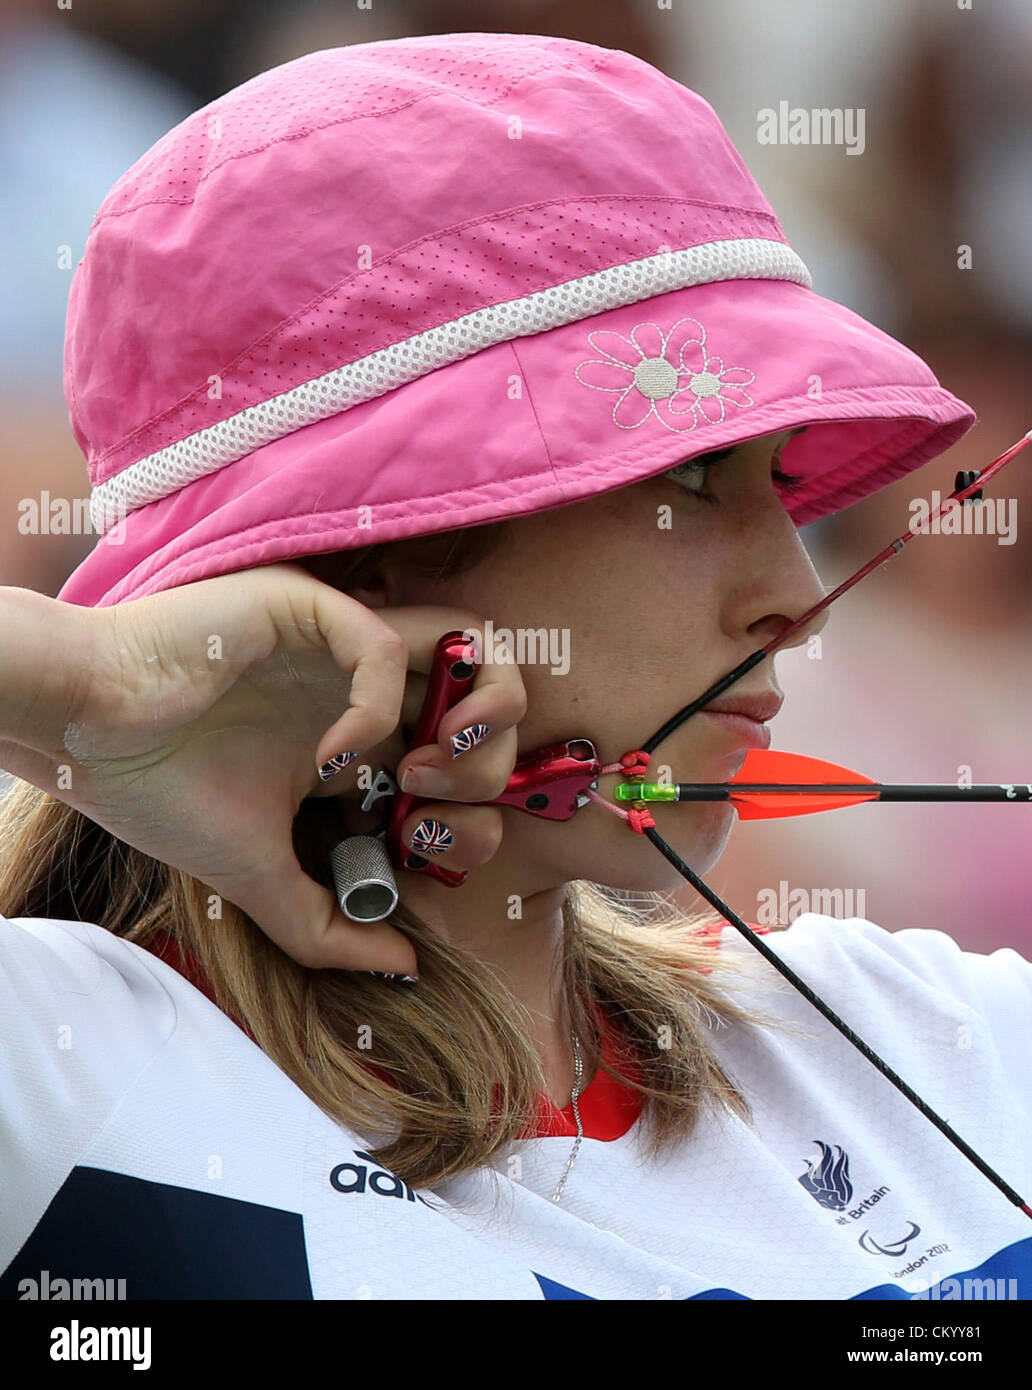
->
<box><xmin>699</xmin><ymin>709</ymin><xmax>773</xmax><ymax>750</ymax></box>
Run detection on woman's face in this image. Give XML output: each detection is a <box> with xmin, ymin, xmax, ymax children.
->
<box><xmin>369</xmin><ymin>426</ymin><xmax>829</xmax><ymax>894</ymax></box>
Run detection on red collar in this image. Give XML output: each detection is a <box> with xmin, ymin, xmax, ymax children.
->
<box><xmin>518</xmin><ymin>919</ymin><xmax>770</xmax><ymax>1142</ymax></box>
<box><xmin>140</xmin><ymin>923</ymin><xmax>767</xmax><ymax>1143</ymax></box>
<box><xmin>525</xmin><ymin>1003</ymin><xmax>644</xmax><ymax>1141</ymax></box>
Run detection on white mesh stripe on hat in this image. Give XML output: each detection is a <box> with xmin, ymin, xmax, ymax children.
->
<box><xmin>90</xmin><ymin>237</ymin><xmax>812</xmax><ymax>535</ymax></box>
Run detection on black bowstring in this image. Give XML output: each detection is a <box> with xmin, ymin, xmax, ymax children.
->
<box><xmin>643</xmin><ymin>822</ymin><xmax>1031</xmax><ymax>1216</ymax></box>
<box><xmin>641</xmin><ymin>649</ymin><xmax>769</xmax><ymax>756</ymax></box>
<box><xmin>622</xmin><ymin>468</ymin><xmax>1032</xmax><ymax>1221</ymax></box>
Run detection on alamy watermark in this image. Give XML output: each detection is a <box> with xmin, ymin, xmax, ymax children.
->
<box><xmin>910</xmin><ymin>1276</ymin><xmax>1018</xmax><ymax>1300</ymax></box>
<box><xmin>17</xmin><ymin>493</ymin><xmax>128</xmax><ymax>546</ymax></box>
<box><xmin>461</xmin><ymin>622</ymin><xmax>570</xmax><ymax>676</ymax></box>
<box><xmin>18</xmin><ymin>1269</ymin><xmax>126</xmax><ymax>1299</ymax></box>
<box><xmin>757</xmin><ymin>102</ymin><xmax>866</xmax><ymax>156</ymax></box>
<box><xmin>909</xmin><ymin>492</ymin><xmax>1017</xmax><ymax>545</ymax></box>
<box><xmin>50</xmin><ymin>1320</ymin><xmax>151</xmax><ymax>1372</ymax></box>
<box><xmin>756</xmin><ymin>880</ymin><xmax>866</xmax><ymax>926</ymax></box>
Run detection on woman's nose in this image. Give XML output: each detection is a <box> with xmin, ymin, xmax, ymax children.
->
<box><xmin>746</xmin><ymin>506</ymin><xmax>831</xmax><ymax>653</ymax></box>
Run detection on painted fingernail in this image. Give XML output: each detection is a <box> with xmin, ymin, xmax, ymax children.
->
<box><xmin>450</xmin><ymin>723</ymin><xmax>492</xmax><ymax>757</ymax></box>
<box><xmin>409</xmin><ymin>818</ymin><xmax>454</xmax><ymax>856</ymax></box>
<box><xmin>318</xmin><ymin>750</ymin><xmax>359</xmax><ymax>781</ymax></box>
<box><xmin>367</xmin><ymin>971</ymin><xmax>420</xmax><ymax>984</ymax></box>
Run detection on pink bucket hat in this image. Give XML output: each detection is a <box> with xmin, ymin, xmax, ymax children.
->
<box><xmin>57</xmin><ymin>32</ymin><xmax>975</xmax><ymax>609</ymax></box>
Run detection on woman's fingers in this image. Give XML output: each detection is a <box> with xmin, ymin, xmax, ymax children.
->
<box><xmin>305</xmin><ymin>595</ymin><xmax>528</xmax><ymax>809</ymax></box>
<box><xmin>398</xmin><ymin>724</ymin><xmax>519</xmax><ymax>804</ymax></box>
<box><xmin>395</xmin><ymin>802</ymin><xmax>504</xmax><ymax>871</ymax></box>
<box><xmin>305</xmin><ymin>582</ymin><xmax>411</xmax><ymax>774</ymax></box>
<box><xmin>398</xmin><ymin>700</ymin><xmax>522</xmax><ymax>802</ymax></box>
<box><xmin>206</xmin><ymin>841</ymin><xmax>420</xmax><ymax>975</ymax></box>
<box><xmin>305</xmin><ymin>595</ymin><xmax>529</xmax><ymax>793</ymax></box>
<box><xmin>369</xmin><ymin>605</ymin><xmax>528</xmax><ymax>800</ymax></box>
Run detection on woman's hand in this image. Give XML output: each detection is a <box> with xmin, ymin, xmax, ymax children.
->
<box><xmin>0</xmin><ymin>565</ymin><xmax>526</xmax><ymax>974</ymax></box>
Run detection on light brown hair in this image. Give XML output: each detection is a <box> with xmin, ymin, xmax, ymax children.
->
<box><xmin>0</xmin><ymin>523</ymin><xmax>795</xmax><ymax>1197</ymax></box>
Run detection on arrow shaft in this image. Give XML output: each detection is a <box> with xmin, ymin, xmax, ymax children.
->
<box><xmin>615</xmin><ymin>781</ymin><xmax>1032</xmax><ymax>802</ymax></box>
<box><xmin>680</xmin><ymin>783</ymin><xmax>1032</xmax><ymax>801</ymax></box>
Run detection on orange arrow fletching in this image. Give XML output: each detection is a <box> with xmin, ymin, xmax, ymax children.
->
<box><xmin>728</xmin><ymin>749</ymin><xmax>879</xmax><ymax>821</ymax></box>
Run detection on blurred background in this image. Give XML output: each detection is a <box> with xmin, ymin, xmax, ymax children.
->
<box><xmin>1</xmin><ymin>0</ymin><xmax>1029</xmax><ymax>953</ymax></box>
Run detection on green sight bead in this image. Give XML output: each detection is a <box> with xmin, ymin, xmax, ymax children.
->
<box><xmin>614</xmin><ymin>782</ymin><xmax>677</xmax><ymax>802</ymax></box>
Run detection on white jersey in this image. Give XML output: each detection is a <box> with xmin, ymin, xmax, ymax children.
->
<box><xmin>1</xmin><ymin>908</ymin><xmax>1030</xmax><ymax>1300</ymax></box>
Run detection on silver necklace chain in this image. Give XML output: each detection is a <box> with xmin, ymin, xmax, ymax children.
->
<box><xmin>550</xmin><ymin>1028</ymin><xmax>584</xmax><ymax>1203</ymax></box>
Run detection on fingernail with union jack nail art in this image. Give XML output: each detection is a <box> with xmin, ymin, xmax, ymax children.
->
<box><xmin>450</xmin><ymin>723</ymin><xmax>491</xmax><ymax>757</ymax></box>
<box><xmin>409</xmin><ymin>818</ymin><xmax>454</xmax><ymax>856</ymax></box>
<box><xmin>318</xmin><ymin>750</ymin><xmax>359</xmax><ymax>781</ymax></box>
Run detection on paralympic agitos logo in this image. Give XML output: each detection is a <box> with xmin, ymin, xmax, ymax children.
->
<box><xmin>799</xmin><ymin>1140</ymin><xmax>930</xmax><ymax>1261</ymax></box>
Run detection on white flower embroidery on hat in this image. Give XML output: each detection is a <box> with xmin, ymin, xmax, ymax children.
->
<box><xmin>574</xmin><ymin>317</ymin><xmax>756</xmax><ymax>433</ymax></box>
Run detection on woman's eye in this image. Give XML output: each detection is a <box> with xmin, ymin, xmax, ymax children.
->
<box><xmin>665</xmin><ymin>461</ymin><xmax>717</xmax><ymax>503</ymax></box>
<box><xmin>664</xmin><ymin>454</ymin><xmax>804</xmax><ymax>503</ymax></box>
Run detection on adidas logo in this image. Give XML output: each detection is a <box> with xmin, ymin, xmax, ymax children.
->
<box><xmin>329</xmin><ymin>1150</ymin><xmax>432</xmax><ymax>1206</ymax></box>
